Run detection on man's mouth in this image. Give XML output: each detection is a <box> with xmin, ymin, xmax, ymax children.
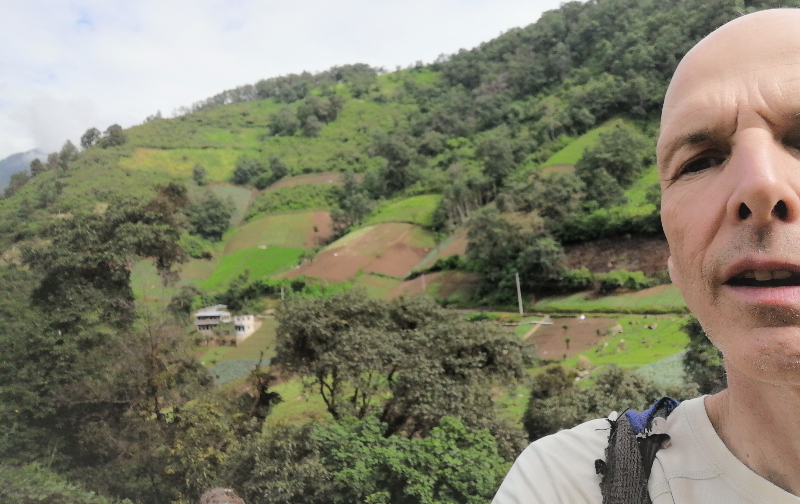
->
<box><xmin>726</xmin><ymin>269</ymin><xmax>800</xmax><ymax>288</ymax></box>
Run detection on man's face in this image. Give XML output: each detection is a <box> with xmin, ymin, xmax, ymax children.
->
<box><xmin>658</xmin><ymin>10</ymin><xmax>800</xmax><ymax>380</ymax></box>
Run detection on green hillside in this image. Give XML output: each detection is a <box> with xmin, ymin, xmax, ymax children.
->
<box><xmin>0</xmin><ymin>0</ymin><xmax>757</xmax><ymax>501</ymax></box>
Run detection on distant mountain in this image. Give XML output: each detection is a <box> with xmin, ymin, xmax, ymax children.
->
<box><xmin>0</xmin><ymin>149</ymin><xmax>46</xmax><ymax>190</ymax></box>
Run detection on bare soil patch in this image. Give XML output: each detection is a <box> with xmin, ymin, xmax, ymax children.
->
<box><xmin>266</xmin><ymin>172</ymin><xmax>342</xmax><ymax>191</ymax></box>
<box><xmin>416</xmin><ymin>227</ymin><xmax>470</xmax><ymax>270</ymax></box>
<box><xmin>286</xmin><ymin>249</ymin><xmax>371</xmax><ymax>282</ymax></box>
<box><xmin>308</xmin><ymin>211</ymin><xmax>334</xmax><ymax>248</ymax></box>
<box><xmin>531</xmin><ymin>316</ymin><xmax>616</xmax><ymax>359</ymax></box>
<box><xmin>287</xmin><ymin>223</ymin><xmax>433</xmax><ymax>282</ymax></box>
<box><xmin>432</xmin><ymin>271</ymin><xmax>484</xmax><ymax>298</ymax></box>
<box><xmin>388</xmin><ymin>274</ymin><xmax>428</xmax><ymax>298</ymax></box>
<box><xmin>564</xmin><ymin>236</ymin><xmax>670</xmax><ymax>274</ymax></box>
<box><xmin>365</xmin><ymin>243</ymin><xmax>429</xmax><ymax>278</ymax></box>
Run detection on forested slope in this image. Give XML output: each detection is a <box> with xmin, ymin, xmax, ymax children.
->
<box><xmin>0</xmin><ymin>0</ymin><xmax>772</xmax><ymax>502</ymax></box>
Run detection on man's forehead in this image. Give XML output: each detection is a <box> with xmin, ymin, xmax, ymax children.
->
<box><xmin>658</xmin><ymin>9</ymin><xmax>800</xmax><ymax>168</ymax></box>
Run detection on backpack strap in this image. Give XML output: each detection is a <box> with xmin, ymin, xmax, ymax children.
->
<box><xmin>594</xmin><ymin>397</ymin><xmax>679</xmax><ymax>504</ymax></box>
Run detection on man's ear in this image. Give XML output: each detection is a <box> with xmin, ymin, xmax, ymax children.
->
<box><xmin>667</xmin><ymin>256</ymin><xmax>679</xmax><ymax>287</ymax></box>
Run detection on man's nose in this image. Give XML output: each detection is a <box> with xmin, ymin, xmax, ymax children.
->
<box><xmin>727</xmin><ymin>133</ymin><xmax>800</xmax><ymax>226</ymax></box>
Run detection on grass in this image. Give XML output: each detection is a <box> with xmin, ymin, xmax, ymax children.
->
<box><xmin>225</xmin><ymin>211</ymin><xmax>318</xmax><ymax>253</ymax></box>
<box><xmin>198</xmin><ymin>346</ymin><xmax>234</xmax><ymax>364</ymax></box>
<box><xmin>120</xmin><ymin>97</ymin><xmax>413</xmax><ymax>180</ymax></box>
<box><xmin>130</xmin><ymin>260</ymin><xmax>181</xmax><ymax>303</ymax></box>
<box><xmin>563</xmin><ymin>314</ymin><xmax>689</xmax><ymax>369</ymax></box>
<box><xmin>624</xmin><ymin>165</ymin><xmax>660</xmax><ymax>207</ymax></box>
<box><xmin>219</xmin><ymin>318</ymin><xmax>278</xmax><ymax>361</ymax></box>
<box><xmin>201</xmin><ymin>246</ymin><xmax>304</xmax><ymax>290</ymax></box>
<box><xmin>532</xmin><ymin>285</ymin><xmax>687</xmax><ymax>314</ymax></box>
<box><xmin>362</xmin><ymin>194</ymin><xmax>442</xmax><ymax>228</ymax></box>
<box><xmin>634</xmin><ymin>349</ymin><xmax>688</xmax><ymax>388</ymax></box>
<box><xmin>246</xmin><ymin>184</ymin><xmax>337</xmax><ymax>220</ymax></box>
<box><xmin>268</xmin><ymin>376</ymin><xmax>331</xmax><ymax>424</ymax></box>
<box><xmin>541</xmin><ymin>118</ymin><xmax>629</xmax><ymax>167</ymax></box>
<box><xmin>353</xmin><ymin>274</ymin><xmax>402</xmax><ymax>299</ymax></box>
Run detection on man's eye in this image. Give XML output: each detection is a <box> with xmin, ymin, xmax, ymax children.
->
<box><xmin>682</xmin><ymin>155</ymin><xmax>723</xmax><ymax>175</ymax></box>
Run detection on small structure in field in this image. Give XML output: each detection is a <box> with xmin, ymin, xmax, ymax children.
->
<box><xmin>233</xmin><ymin>314</ymin><xmax>261</xmax><ymax>345</ymax></box>
<box><xmin>194</xmin><ymin>305</ymin><xmax>259</xmax><ymax>346</ymax></box>
<box><xmin>193</xmin><ymin>304</ymin><xmax>232</xmax><ymax>332</ymax></box>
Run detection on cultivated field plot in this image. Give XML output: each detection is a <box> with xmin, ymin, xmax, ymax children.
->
<box><xmin>287</xmin><ymin>223</ymin><xmax>436</xmax><ymax>281</ymax></box>
<box><xmin>130</xmin><ymin>259</ymin><xmax>181</xmax><ymax>303</ymax></box>
<box><xmin>541</xmin><ymin>118</ymin><xmax>628</xmax><ymax>168</ymax></box>
<box><xmin>563</xmin><ymin>314</ymin><xmax>690</xmax><ymax>369</ymax></box>
<box><xmin>179</xmin><ymin>259</ymin><xmax>218</xmax><ymax>282</ymax></box>
<box><xmin>265</xmin><ymin>172</ymin><xmax>342</xmax><ymax>191</ymax></box>
<box><xmin>224</xmin><ymin>210</ymin><xmax>333</xmax><ymax>253</ymax></box>
<box><xmin>529</xmin><ymin>316</ymin><xmax>617</xmax><ymax>359</ymax></box>
<box><xmin>564</xmin><ymin>236</ymin><xmax>670</xmax><ymax>274</ymax></box>
<box><xmin>533</xmin><ymin>284</ymin><xmax>687</xmax><ymax>314</ymax></box>
<box><xmin>388</xmin><ymin>271</ymin><xmax>483</xmax><ymax>301</ymax></box>
<box><xmin>413</xmin><ymin>227</ymin><xmax>469</xmax><ymax>271</ymax></box>
<box><xmin>202</xmin><ymin>246</ymin><xmax>304</xmax><ymax>290</ymax></box>
<box><xmin>353</xmin><ymin>274</ymin><xmax>402</xmax><ymax>299</ymax></box>
<box><xmin>362</xmin><ymin>194</ymin><xmax>442</xmax><ymax>228</ymax></box>
<box><xmin>119</xmin><ymin>147</ymin><xmax>248</xmax><ymax>181</ymax></box>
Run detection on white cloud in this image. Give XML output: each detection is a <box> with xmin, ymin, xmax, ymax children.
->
<box><xmin>0</xmin><ymin>0</ymin><xmax>565</xmax><ymax>159</ymax></box>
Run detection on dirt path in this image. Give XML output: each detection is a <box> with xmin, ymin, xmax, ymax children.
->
<box><xmin>523</xmin><ymin>315</ymin><xmax>552</xmax><ymax>340</ymax></box>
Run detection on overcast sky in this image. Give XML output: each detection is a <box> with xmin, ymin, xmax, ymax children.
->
<box><xmin>0</xmin><ymin>0</ymin><xmax>565</xmax><ymax>161</ymax></box>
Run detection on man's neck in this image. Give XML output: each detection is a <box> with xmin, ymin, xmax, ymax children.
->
<box><xmin>706</xmin><ymin>374</ymin><xmax>800</xmax><ymax>495</ymax></box>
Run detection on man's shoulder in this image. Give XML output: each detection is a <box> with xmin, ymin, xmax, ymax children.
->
<box><xmin>492</xmin><ymin>417</ymin><xmax>611</xmax><ymax>504</ymax></box>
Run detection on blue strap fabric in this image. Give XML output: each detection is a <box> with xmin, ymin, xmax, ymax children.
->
<box><xmin>623</xmin><ymin>396</ymin><xmax>680</xmax><ymax>434</ymax></box>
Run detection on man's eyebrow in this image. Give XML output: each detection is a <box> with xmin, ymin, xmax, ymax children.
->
<box><xmin>660</xmin><ymin>130</ymin><xmax>712</xmax><ymax>171</ymax></box>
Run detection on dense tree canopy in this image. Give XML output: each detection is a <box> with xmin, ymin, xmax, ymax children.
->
<box><xmin>275</xmin><ymin>290</ymin><xmax>534</xmax><ymax>439</ymax></box>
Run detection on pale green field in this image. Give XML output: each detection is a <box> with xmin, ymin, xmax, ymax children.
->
<box><xmin>201</xmin><ymin>246</ymin><xmax>304</xmax><ymax>290</ymax></box>
<box><xmin>542</xmin><ymin>118</ymin><xmax>629</xmax><ymax>167</ymax></box>
<box><xmin>224</xmin><ymin>211</ymin><xmax>317</xmax><ymax>254</ymax></box>
<box><xmin>362</xmin><ymin>194</ymin><xmax>442</xmax><ymax>228</ymax></box>
<box><xmin>353</xmin><ymin>274</ymin><xmax>402</xmax><ymax>299</ymax></box>
<box><xmin>533</xmin><ymin>285</ymin><xmax>686</xmax><ymax>314</ymax></box>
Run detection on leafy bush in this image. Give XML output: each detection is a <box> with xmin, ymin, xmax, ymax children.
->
<box><xmin>522</xmin><ymin>365</ymin><xmax>698</xmax><ymax>441</ymax></box>
<box><xmin>180</xmin><ymin>232</ymin><xmax>214</xmax><ymax>259</ymax></box>
<box><xmin>0</xmin><ymin>463</ymin><xmax>119</xmax><ymax>504</ymax></box>
<box><xmin>556</xmin><ymin>267</ymin><xmax>594</xmax><ymax>291</ymax></box>
<box><xmin>682</xmin><ymin>316</ymin><xmax>726</xmax><ymax>394</ymax></box>
<box><xmin>551</xmin><ymin>206</ymin><xmax>662</xmax><ymax>244</ymax></box>
<box><xmin>597</xmin><ymin>269</ymin><xmax>656</xmax><ymax>294</ymax></box>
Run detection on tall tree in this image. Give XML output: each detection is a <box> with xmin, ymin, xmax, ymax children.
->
<box><xmin>99</xmin><ymin>124</ymin><xmax>126</xmax><ymax>148</ymax></box>
<box><xmin>58</xmin><ymin>140</ymin><xmax>79</xmax><ymax>170</ymax></box>
<box><xmin>80</xmin><ymin>127</ymin><xmax>101</xmax><ymax>149</ymax></box>
<box><xmin>186</xmin><ymin>191</ymin><xmax>234</xmax><ymax>241</ymax></box>
<box><xmin>275</xmin><ymin>290</ymin><xmax>534</xmax><ymax>438</ymax></box>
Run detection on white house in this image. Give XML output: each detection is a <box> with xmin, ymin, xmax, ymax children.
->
<box><xmin>233</xmin><ymin>315</ymin><xmax>261</xmax><ymax>345</ymax></box>
<box><xmin>193</xmin><ymin>305</ymin><xmax>232</xmax><ymax>333</ymax></box>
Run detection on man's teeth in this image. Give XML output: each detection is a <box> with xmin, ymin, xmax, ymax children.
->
<box><xmin>740</xmin><ymin>270</ymin><xmax>793</xmax><ymax>281</ymax></box>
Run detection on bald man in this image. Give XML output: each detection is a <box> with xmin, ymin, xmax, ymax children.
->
<box><xmin>493</xmin><ymin>9</ymin><xmax>800</xmax><ymax>504</ymax></box>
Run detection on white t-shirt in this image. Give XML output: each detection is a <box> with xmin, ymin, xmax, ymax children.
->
<box><xmin>492</xmin><ymin>396</ymin><xmax>800</xmax><ymax>503</ymax></box>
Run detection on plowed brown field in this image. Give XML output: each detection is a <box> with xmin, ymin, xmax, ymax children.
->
<box><xmin>286</xmin><ymin>223</ymin><xmax>435</xmax><ymax>282</ymax></box>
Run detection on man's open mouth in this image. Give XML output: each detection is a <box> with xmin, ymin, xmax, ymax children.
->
<box><xmin>726</xmin><ymin>270</ymin><xmax>800</xmax><ymax>287</ymax></box>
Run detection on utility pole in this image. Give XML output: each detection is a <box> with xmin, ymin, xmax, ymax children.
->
<box><xmin>422</xmin><ymin>274</ymin><xmax>427</xmax><ymax>291</ymax></box>
<box><xmin>516</xmin><ymin>272</ymin><xmax>523</xmax><ymax>315</ymax></box>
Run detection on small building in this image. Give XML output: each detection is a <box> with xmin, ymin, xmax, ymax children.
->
<box><xmin>193</xmin><ymin>305</ymin><xmax>232</xmax><ymax>333</ymax></box>
<box><xmin>233</xmin><ymin>315</ymin><xmax>261</xmax><ymax>345</ymax></box>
